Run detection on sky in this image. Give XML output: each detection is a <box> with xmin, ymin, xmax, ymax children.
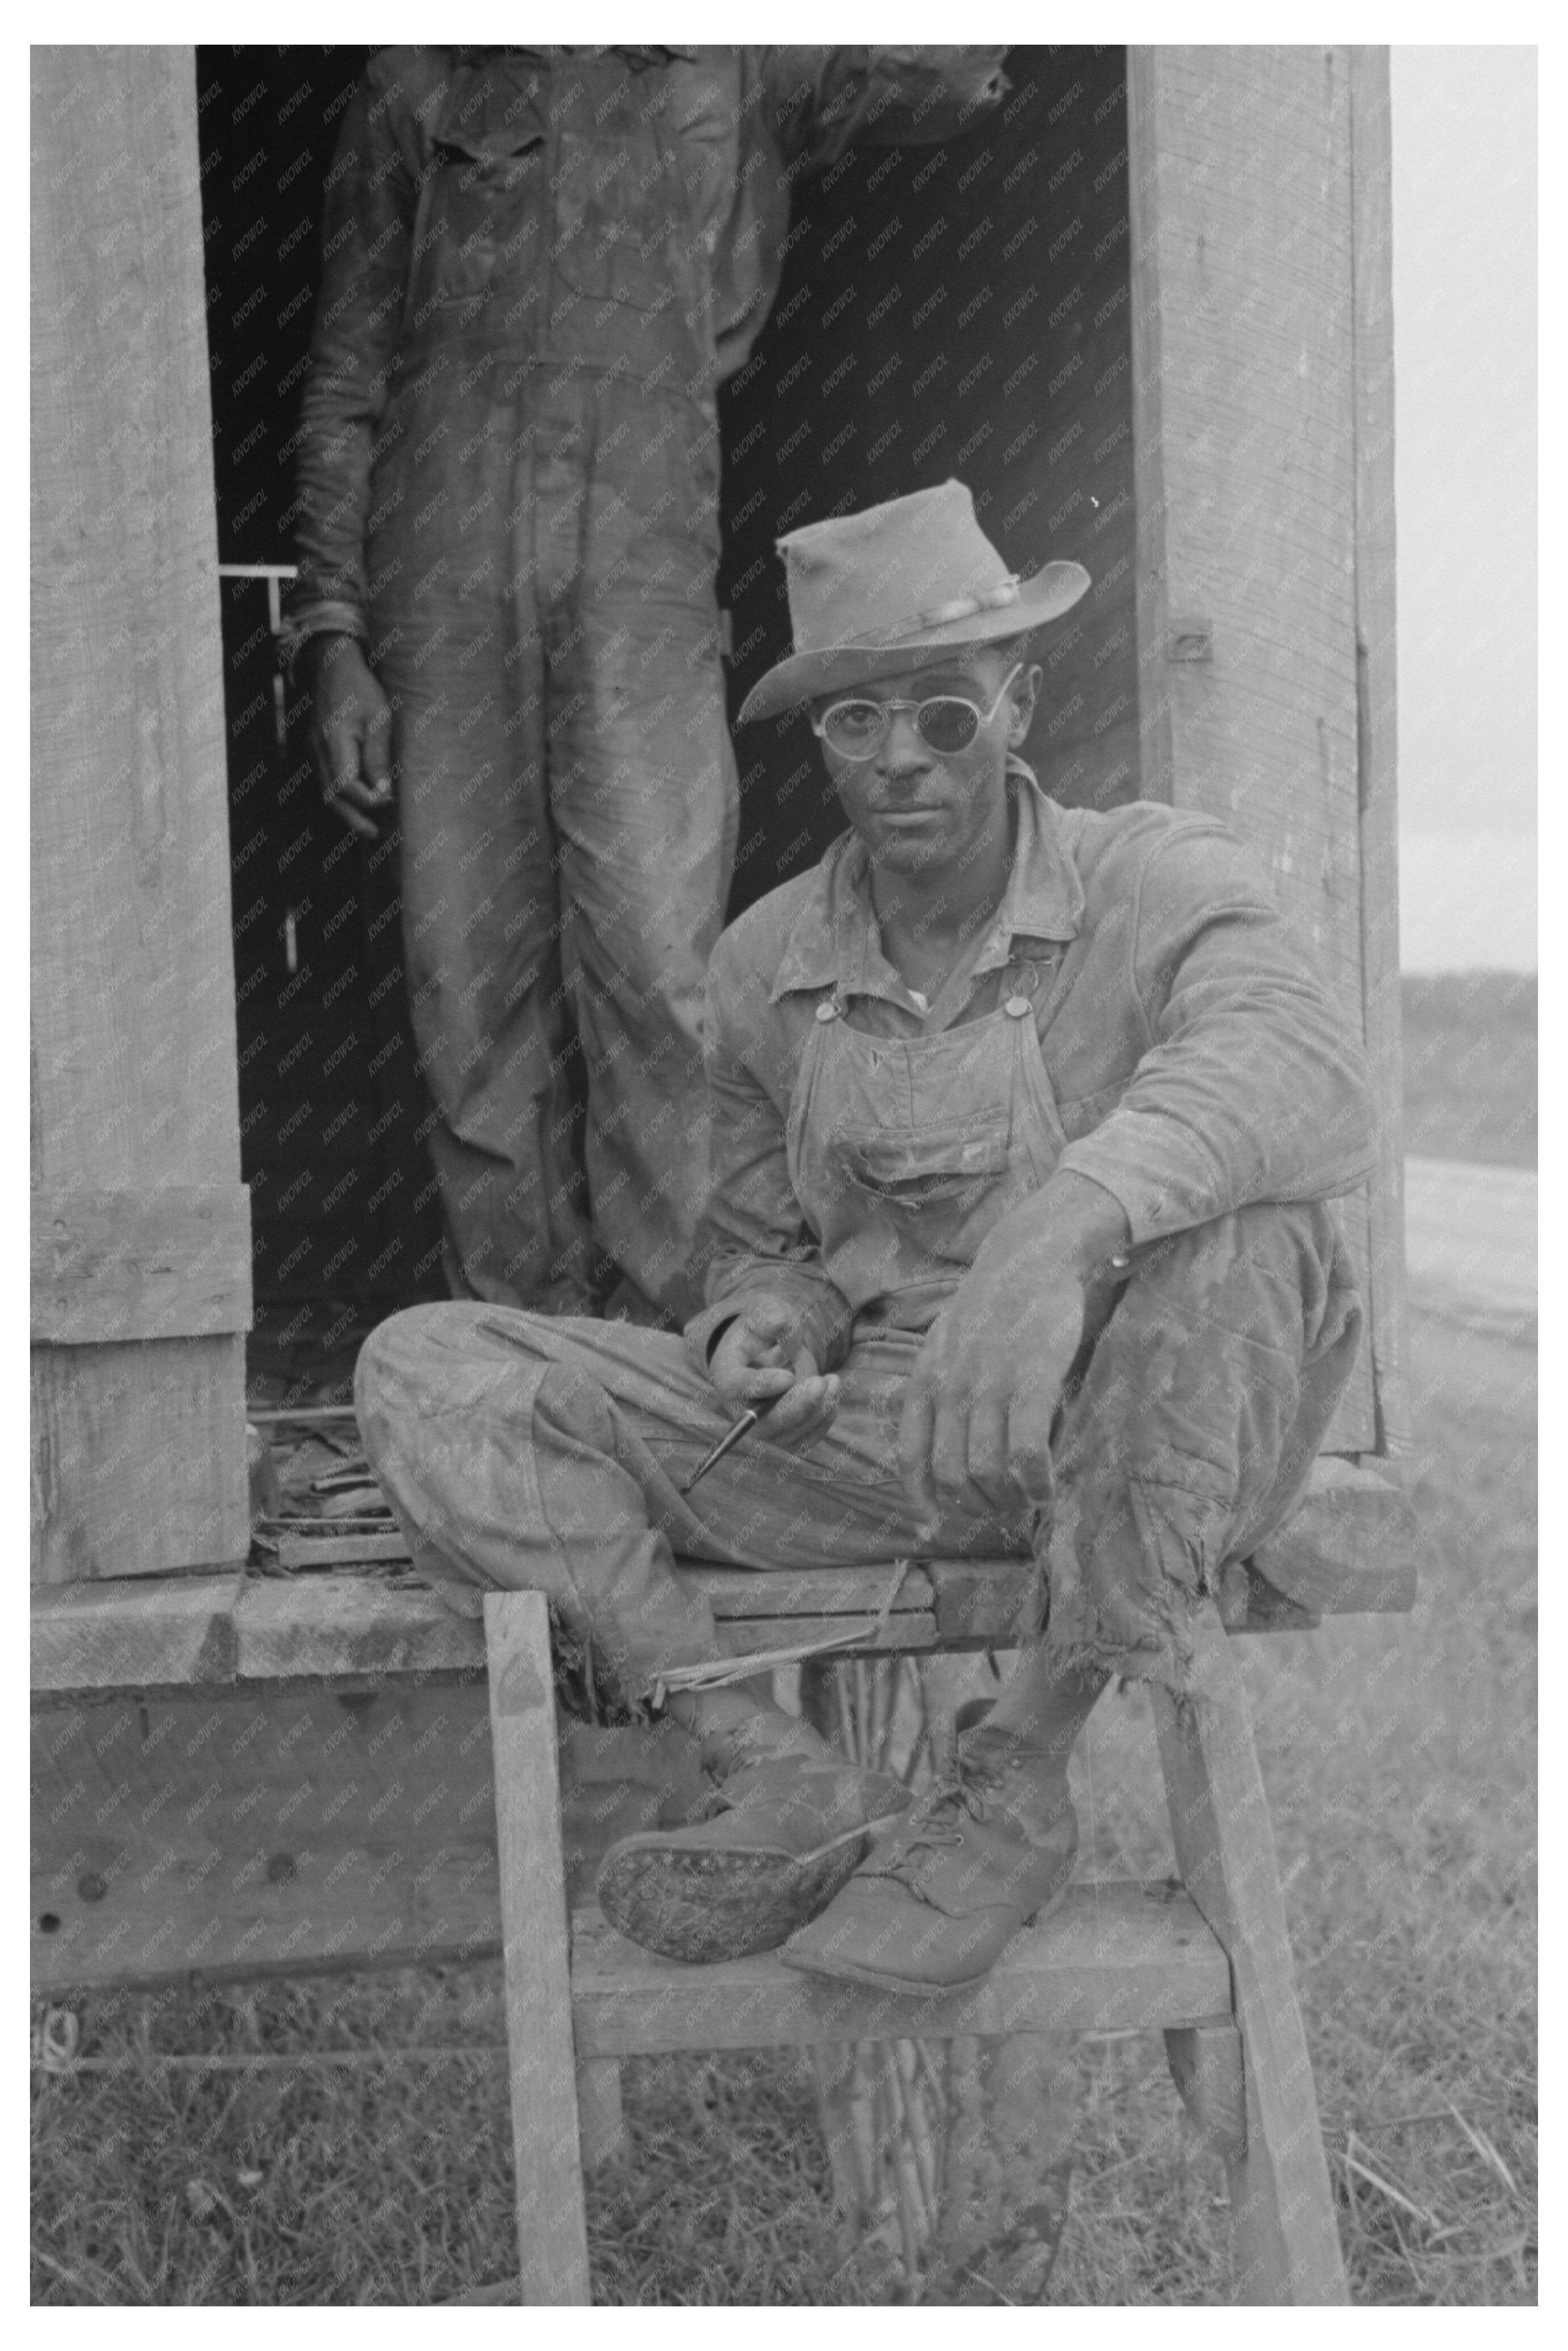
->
<box><xmin>1392</xmin><ymin>46</ymin><xmax>1536</xmax><ymax>971</ymax></box>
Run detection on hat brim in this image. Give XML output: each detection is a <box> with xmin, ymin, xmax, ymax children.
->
<box><xmin>736</xmin><ymin>560</ymin><xmax>1092</xmax><ymax>724</ymax></box>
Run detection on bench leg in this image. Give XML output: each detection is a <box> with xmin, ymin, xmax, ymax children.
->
<box><xmin>484</xmin><ymin>1591</ymin><xmax>591</xmax><ymax>2306</ymax></box>
<box><xmin>1153</xmin><ymin>1605</ymin><xmax>1348</xmax><ymax>2305</ymax></box>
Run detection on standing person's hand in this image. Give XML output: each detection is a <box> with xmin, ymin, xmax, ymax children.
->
<box><xmin>298</xmin><ymin>633</ymin><xmax>394</xmax><ymax>840</ymax></box>
<box><xmin>707</xmin><ymin>1294</ymin><xmax>841</xmax><ymax>1451</ymax></box>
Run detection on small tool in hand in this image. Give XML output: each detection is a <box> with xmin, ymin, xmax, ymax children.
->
<box><xmin>679</xmin><ymin>1395</ymin><xmax>779</xmax><ymax>1495</ymax></box>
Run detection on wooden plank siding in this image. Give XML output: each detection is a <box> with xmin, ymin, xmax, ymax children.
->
<box><xmin>31</xmin><ymin>47</ymin><xmax>251</xmax><ymax>1577</ymax></box>
<box><xmin>1127</xmin><ymin>47</ymin><xmax>1381</xmax><ymax>1453</ymax></box>
<box><xmin>31</xmin><ymin>1186</ymin><xmax>252</xmax><ymax>1346</ymax></box>
<box><xmin>31</xmin><ymin>1677</ymin><xmax>501</xmax><ymax>1993</ymax></box>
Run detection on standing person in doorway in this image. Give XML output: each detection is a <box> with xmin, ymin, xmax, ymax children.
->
<box><xmin>285</xmin><ymin>45</ymin><xmax>1009</xmax><ymax>1321</ymax></box>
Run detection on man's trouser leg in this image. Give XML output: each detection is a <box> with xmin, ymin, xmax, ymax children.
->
<box><xmin>369</xmin><ymin>369</ymin><xmax>734</xmax><ymax>1319</ymax></box>
<box><xmin>355</xmin><ymin>1307</ymin><xmax>1015</xmax><ymax>1960</ymax></box>
<box><xmin>997</xmin><ymin>1197</ymin><xmax>1364</xmax><ymax>1725</ymax></box>
<box><xmin>371</xmin><ymin>418</ymin><xmax>597</xmax><ymax>1312</ymax></box>
<box><xmin>354</xmin><ymin>1309</ymin><xmax>1021</xmax><ymax>1698</ymax></box>
<box><xmin>534</xmin><ymin>374</ymin><xmax>739</xmax><ymax>1326</ymax></box>
<box><xmin>970</xmin><ymin>1201</ymin><xmax>1363</xmax><ymax>2285</ymax></box>
<box><xmin>778</xmin><ymin>1199</ymin><xmax>1364</xmax><ymax>2000</ymax></box>
<box><xmin>357</xmin><ymin>1308</ymin><xmax>727</xmax><ymax>1698</ymax></box>
<box><xmin>357</xmin><ymin>1205</ymin><xmax>1361</xmax><ymax>1714</ymax></box>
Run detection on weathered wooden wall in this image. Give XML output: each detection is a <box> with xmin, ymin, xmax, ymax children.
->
<box><xmin>31</xmin><ymin>46</ymin><xmax>251</xmax><ymax>1577</ymax></box>
<box><xmin>1128</xmin><ymin>45</ymin><xmax>1400</xmax><ymax>1456</ymax></box>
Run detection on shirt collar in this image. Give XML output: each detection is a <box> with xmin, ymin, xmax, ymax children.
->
<box><xmin>769</xmin><ymin>761</ymin><xmax>1084</xmax><ymax>1003</ymax></box>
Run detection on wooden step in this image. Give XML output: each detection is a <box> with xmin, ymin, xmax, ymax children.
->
<box><xmin>28</xmin><ymin>1564</ymin><xmax>942</xmax><ymax>1695</ymax></box>
<box><xmin>569</xmin><ymin>1880</ymin><xmax>1232</xmax><ymax>2054</ymax></box>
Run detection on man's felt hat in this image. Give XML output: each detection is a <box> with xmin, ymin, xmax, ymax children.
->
<box><xmin>737</xmin><ymin>479</ymin><xmax>1090</xmax><ymax>723</ymax></box>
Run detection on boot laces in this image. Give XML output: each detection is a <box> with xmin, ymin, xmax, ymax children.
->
<box><xmin>873</xmin><ymin>1747</ymin><xmax>1013</xmax><ymax>1898</ymax></box>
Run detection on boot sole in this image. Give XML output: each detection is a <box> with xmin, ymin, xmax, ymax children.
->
<box><xmin>597</xmin><ymin>1832</ymin><xmax>871</xmax><ymax>1964</ymax></box>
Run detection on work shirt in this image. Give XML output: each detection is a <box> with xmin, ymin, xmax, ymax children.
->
<box><xmin>285</xmin><ymin>43</ymin><xmax>1007</xmax><ymax>654</ymax></box>
<box><xmin>686</xmin><ymin>766</ymin><xmax>1377</xmax><ymax>1372</ymax></box>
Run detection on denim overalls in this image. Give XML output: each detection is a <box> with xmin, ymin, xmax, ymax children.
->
<box><xmin>788</xmin><ymin>959</ymin><xmax>1068</xmax><ymax>1339</ymax></box>
<box><xmin>357</xmin><ymin>957</ymin><xmax>1364</xmax><ymax>1697</ymax></box>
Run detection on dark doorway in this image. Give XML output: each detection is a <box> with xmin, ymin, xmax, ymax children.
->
<box><xmin>719</xmin><ymin>48</ymin><xmax>1137</xmax><ymax>909</ymax></box>
<box><xmin>199</xmin><ymin>46</ymin><xmax>438</xmax><ymax>1388</ymax></box>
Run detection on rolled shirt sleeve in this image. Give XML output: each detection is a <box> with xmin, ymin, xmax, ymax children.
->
<box><xmin>1056</xmin><ymin>820</ymin><xmax>1379</xmax><ymax>1245</ymax></box>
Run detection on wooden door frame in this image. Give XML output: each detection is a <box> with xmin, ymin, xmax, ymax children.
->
<box><xmin>31</xmin><ymin>45</ymin><xmax>252</xmax><ymax>1580</ymax></box>
<box><xmin>1128</xmin><ymin>43</ymin><xmax>1405</xmax><ymax>1457</ymax></box>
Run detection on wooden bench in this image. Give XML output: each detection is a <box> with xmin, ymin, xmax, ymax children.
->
<box><xmin>31</xmin><ymin>1454</ymin><xmax>1416</xmax><ymax>2305</ymax></box>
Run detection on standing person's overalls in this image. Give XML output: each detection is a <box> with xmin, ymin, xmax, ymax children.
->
<box><xmin>284</xmin><ymin>46</ymin><xmax>1009</xmax><ymax>1319</ymax></box>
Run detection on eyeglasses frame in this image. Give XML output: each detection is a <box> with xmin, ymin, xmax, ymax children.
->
<box><xmin>810</xmin><ymin>663</ymin><xmax>1026</xmax><ymax>762</ymax></box>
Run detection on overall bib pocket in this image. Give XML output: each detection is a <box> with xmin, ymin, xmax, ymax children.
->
<box><xmin>410</xmin><ymin>65</ymin><xmax>555</xmax><ymax>316</ymax></box>
<box><xmin>414</xmin><ymin>132</ymin><xmax>546</xmax><ymax>313</ymax></box>
<box><xmin>551</xmin><ymin>76</ymin><xmax>698</xmax><ymax>315</ymax></box>
<box><xmin>837</xmin><ymin>1115</ymin><xmax>1018</xmax><ymax>1265</ymax></box>
<box><xmin>788</xmin><ymin>979</ymin><xmax>1072</xmax><ymax>1318</ymax></box>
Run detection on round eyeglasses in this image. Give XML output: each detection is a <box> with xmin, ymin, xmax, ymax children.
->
<box><xmin>810</xmin><ymin>665</ymin><xmax>1023</xmax><ymax>761</ymax></box>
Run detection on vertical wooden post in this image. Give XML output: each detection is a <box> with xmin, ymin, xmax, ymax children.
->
<box><xmin>31</xmin><ymin>46</ymin><xmax>251</xmax><ymax>1579</ymax></box>
<box><xmin>484</xmin><ymin>1592</ymin><xmax>591</xmax><ymax>2306</ymax></box>
<box><xmin>1347</xmin><ymin>47</ymin><xmax>1408</xmax><ymax>1456</ymax></box>
<box><xmin>1128</xmin><ymin>45</ymin><xmax>1381</xmax><ymax>1455</ymax></box>
<box><xmin>1153</xmin><ymin>1608</ymin><xmax>1348</xmax><ymax>2304</ymax></box>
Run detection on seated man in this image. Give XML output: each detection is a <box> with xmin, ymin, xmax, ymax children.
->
<box><xmin>356</xmin><ymin>480</ymin><xmax>1375</xmax><ymax>1996</ymax></box>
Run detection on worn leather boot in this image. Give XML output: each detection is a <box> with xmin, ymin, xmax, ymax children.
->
<box><xmin>779</xmin><ymin>1720</ymin><xmax>1078</xmax><ymax>1994</ymax></box>
<box><xmin>596</xmin><ymin>1710</ymin><xmax>911</xmax><ymax>1964</ymax></box>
